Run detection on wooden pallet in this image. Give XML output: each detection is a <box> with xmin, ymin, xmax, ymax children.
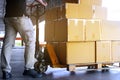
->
<box><xmin>66</xmin><ymin>62</ymin><xmax>120</xmax><ymax>71</ymax></box>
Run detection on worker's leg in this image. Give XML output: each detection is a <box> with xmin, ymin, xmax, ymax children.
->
<box><xmin>13</xmin><ymin>16</ymin><xmax>36</xmax><ymax>70</ymax></box>
<box><xmin>1</xmin><ymin>18</ymin><xmax>17</xmax><ymax>73</ymax></box>
<box><xmin>13</xmin><ymin>16</ymin><xmax>42</xmax><ymax>78</ymax></box>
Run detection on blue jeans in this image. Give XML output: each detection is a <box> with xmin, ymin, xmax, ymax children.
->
<box><xmin>1</xmin><ymin>15</ymin><xmax>36</xmax><ymax>72</ymax></box>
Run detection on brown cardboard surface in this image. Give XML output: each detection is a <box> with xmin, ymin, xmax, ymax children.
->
<box><xmin>57</xmin><ymin>3</ymin><xmax>93</xmax><ymax>19</ymax></box>
<box><xmin>96</xmin><ymin>41</ymin><xmax>112</xmax><ymax>63</ymax></box>
<box><xmin>45</xmin><ymin>21</ymin><xmax>55</xmax><ymax>42</ymax></box>
<box><xmin>54</xmin><ymin>19</ymin><xmax>85</xmax><ymax>42</ymax></box>
<box><xmin>45</xmin><ymin>7</ymin><xmax>58</xmax><ymax>21</ymax></box>
<box><xmin>79</xmin><ymin>0</ymin><xmax>102</xmax><ymax>6</ymax></box>
<box><xmin>67</xmin><ymin>42</ymin><xmax>95</xmax><ymax>64</ymax></box>
<box><xmin>86</xmin><ymin>20</ymin><xmax>120</xmax><ymax>41</ymax></box>
<box><xmin>93</xmin><ymin>6</ymin><xmax>107</xmax><ymax>19</ymax></box>
<box><xmin>45</xmin><ymin>19</ymin><xmax>120</xmax><ymax>42</ymax></box>
<box><xmin>111</xmin><ymin>41</ymin><xmax>120</xmax><ymax>62</ymax></box>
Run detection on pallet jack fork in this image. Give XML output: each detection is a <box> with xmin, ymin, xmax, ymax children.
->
<box><xmin>45</xmin><ymin>44</ymin><xmax>67</xmax><ymax>68</ymax></box>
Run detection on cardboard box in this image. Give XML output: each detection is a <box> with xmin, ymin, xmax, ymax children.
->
<box><xmin>67</xmin><ymin>42</ymin><xmax>95</xmax><ymax>64</ymax></box>
<box><xmin>79</xmin><ymin>0</ymin><xmax>102</xmax><ymax>6</ymax></box>
<box><xmin>57</xmin><ymin>3</ymin><xmax>107</xmax><ymax>19</ymax></box>
<box><xmin>45</xmin><ymin>21</ymin><xmax>55</xmax><ymax>42</ymax></box>
<box><xmin>54</xmin><ymin>19</ymin><xmax>85</xmax><ymax>41</ymax></box>
<box><xmin>86</xmin><ymin>19</ymin><xmax>101</xmax><ymax>41</ymax></box>
<box><xmin>101</xmin><ymin>21</ymin><xmax>120</xmax><ymax>40</ymax></box>
<box><xmin>96</xmin><ymin>41</ymin><xmax>112</xmax><ymax>63</ymax></box>
<box><xmin>93</xmin><ymin>6</ymin><xmax>107</xmax><ymax>20</ymax></box>
<box><xmin>111</xmin><ymin>41</ymin><xmax>120</xmax><ymax>62</ymax></box>
<box><xmin>57</xmin><ymin>3</ymin><xmax>93</xmax><ymax>19</ymax></box>
<box><xmin>86</xmin><ymin>20</ymin><xmax>120</xmax><ymax>41</ymax></box>
<box><xmin>96</xmin><ymin>40</ymin><xmax>120</xmax><ymax>63</ymax></box>
<box><xmin>49</xmin><ymin>42</ymin><xmax>95</xmax><ymax>65</ymax></box>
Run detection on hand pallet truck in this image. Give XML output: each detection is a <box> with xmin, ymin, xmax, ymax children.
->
<box><xmin>26</xmin><ymin>1</ymin><xmax>48</xmax><ymax>73</ymax></box>
<box><xmin>27</xmin><ymin>1</ymin><xmax>67</xmax><ymax>73</ymax></box>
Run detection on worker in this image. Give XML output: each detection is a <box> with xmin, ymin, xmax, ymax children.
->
<box><xmin>1</xmin><ymin>0</ymin><xmax>47</xmax><ymax>79</ymax></box>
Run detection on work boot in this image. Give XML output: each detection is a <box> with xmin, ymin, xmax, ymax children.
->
<box><xmin>23</xmin><ymin>69</ymin><xmax>42</xmax><ymax>78</ymax></box>
<box><xmin>2</xmin><ymin>71</ymin><xmax>12</xmax><ymax>79</ymax></box>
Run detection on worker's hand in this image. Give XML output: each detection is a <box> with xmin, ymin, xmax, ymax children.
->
<box><xmin>35</xmin><ymin>0</ymin><xmax>48</xmax><ymax>6</ymax></box>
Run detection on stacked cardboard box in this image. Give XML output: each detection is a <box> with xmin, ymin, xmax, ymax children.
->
<box><xmin>79</xmin><ymin>0</ymin><xmax>102</xmax><ymax>6</ymax></box>
<box><xmin>45</xmin><ymin>0</ymin><xmax>120</xmax><ymax>65</ymax></box>
<box><xmin>45</xmin><ymin>3</ymin><xmax>107</xmax><ymax>21</ymax></box>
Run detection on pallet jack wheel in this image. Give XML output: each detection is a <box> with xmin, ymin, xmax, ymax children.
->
<box><xmin>34</xmin><ymin>61</ymin><xmax>48</xmax><ymax>73</ymax></box>
<box><xmin>88</xmin><ymin>65</ymin><xmax>97</xmax><ymax>69</ymax></box>
<box><xmin>102</xmin><ymin>65</ymin><xmax>109</xmax><ymax>72</ymax></box>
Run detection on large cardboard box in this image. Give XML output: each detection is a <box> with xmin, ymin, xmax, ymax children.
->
<box><xmin>57</xmin><ymin>3</ymin><xmax>107</xmax><ymax>19</ymax></box>
<box><xmin>111</xmin><ymin>41</ymin><xmax>120</xmax><ymax>62</ymax></box>
<box><xmin>92</xmin><ymin>6</ymin><xmax>107</xmax><ymax>20</ymax></box>
<box><xmin>54</xmin><ymin>19</ymin><xmax>85</xmax><ymax>42</ymax></box>
<box><xmin>96</xmin><ymin>41</ymin><xmax>112</xmax><ymax>63</ymax></box>
<box><xmin>49</xmin><ymin>42</ymin><xmax>95</xmax><ymax>65</ymax></box>
<box><xmin>86</xmin><ymin>19</ymin><xmax>101</xmax><ymax>41</ymax></box>
<box><xmin>45</xmin><ymin>21</ymin><xmax>55</xmax><ymax>42</ymax></box>
<box><xmin>79</xmin><ymin>0</ymin><xmax>102</xmax><ymax>6</ymax></box>
<box><xmin>57</xmin><ymin>3</ymin><xmax>93</xmax><ymax>19</ymax></box>
<box><xmin>101</xmin><ymin>21</ymin><xmax>120</xmax><ymax>40</ymax></box>
<box><xmin>86</xmin><ymin>20</ymin><xmax>120</xmax><ymax>41</ymax></box>
<box><xmin>96</xmin><ymin>40</ymin><xmax>120</xmax><ymax>63</ymax></box>
<box><xmin>67</xmin><ymin>42</ymin><xmax>95</xmax><ymax>64</ymax></box>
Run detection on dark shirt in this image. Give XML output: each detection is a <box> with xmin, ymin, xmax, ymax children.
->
<box><xmin>5</xmin><ymin>0</ymin><xmax>26</xmax><ymax>17</ymax></box>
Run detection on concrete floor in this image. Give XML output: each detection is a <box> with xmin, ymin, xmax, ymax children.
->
<box><xmin>1</xmin><ymin>47</ymin><xmax>120</xmax><ymax>80</ymax></box>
